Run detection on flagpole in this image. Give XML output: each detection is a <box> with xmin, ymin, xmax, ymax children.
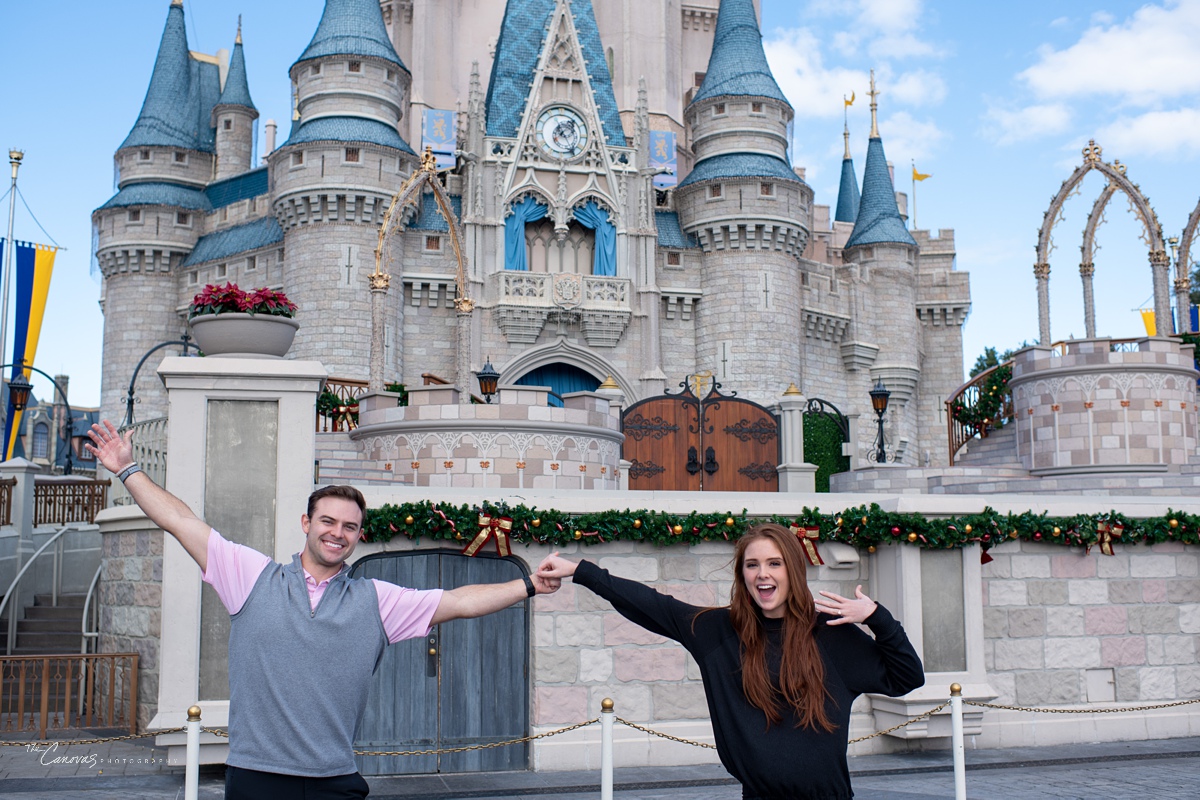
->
<box><xmin>1</xmin><ymin>149</ymin><xmax>21</xmax><ymax>383</ymax></box>
<box><xmin>911</xmin><ymin>160</ymin><xmax>917</xmax><ymax>230</ymax></box>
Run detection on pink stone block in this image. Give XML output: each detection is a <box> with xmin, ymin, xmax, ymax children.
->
<box><xmin>533</xmin><ymin>583</ymin><xmax>578</xmax><ymax>612</ymax></box>
<box><xmin>1142</xmin><ymin>580</ymin><xmax>1167</xmax><ymax>603</ymax></box>
<box><xmin>661</xmin><ymin>583</ymin><xmax>718</xmax><ymax>606</ymax></box>
<box><xmin>1101</xmin><ymin>636</ymin><xmax>1146</xmax><ymax>667</ymax></box>
<box><xmin>1085</xmin><ymin>606</ymin><xmax>1127</xmax><ymax>635</ymax></box>
<box><xmin>1051</xmin><ymin>555</ymin><xmax>1096</xmax><ymax>578</ymax></box>
<box><xmin>614</xmin><ymin>647</ymin><xmax>687</xmax><ymax>682</ymax></box>
<box><xmin>605</xmin><ymin>614</ymin><xmax>667</xmax><ymax>645</ymax></box>
<box><xmin>534</xmin><ymin>686</ymin><xmax>587</xmax><ymax>724</ymax></box>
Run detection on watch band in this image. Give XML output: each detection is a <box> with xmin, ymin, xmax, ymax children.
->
<box><xmin>522</xmin><ymin>574</ymin><xmax>536</xmax><ymax>598</ymax></box>
<box><xmin>116</xmin><ymin>463</ymin><xmax>142</xmax><ymax>483</ymax></box>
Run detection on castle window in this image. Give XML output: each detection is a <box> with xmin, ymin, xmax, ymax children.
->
<box><xmin>348</xmin><ymin>60</ymin><xmax>362</xmax><ymax>73</ymax></box>
<box><xmin>246</xmin><ymin>255</ymin><xmax>257</xmax><ymax>272</ymax></box>
<box><xmin>215</xmin><ymin>263</ymin><xmax>227</xmax><ymax>279</ymax></box>
<box><xmin>344</xmin><ymin>147</ymin><xmax>361</xmax><ymax>163</ymax></box>
<box><xmin>174</xmin><ymin>151</ymin><xmax>187</xmax><ymax>164</ymax></box>
<box><xmin>138</xmin><ymin>149</ymin><xmax>151</xmax><ymax>161</ymax></box>
<box><xmin>188</xmin><ymin>270</ymin><xmax>199</xmax><ymax>286</ymax></box>
<box><xmin>292</xmin><ymin>151</ymin><xmax>304</xmax><ymax>167</ymax></box>
<box><xmin>714</xmin><ymin>103</ymin><xmax>726</xmax><ymax>116</ymax></box>
<box><xmin>32</xmin><ymin>424</ymin><xmax>48</xmax><ymax>460</ymax></box>
<box><xmin>176</xmin><ymin>212</ymin><xmax>191</xmax><ymax>226</ymax></box>
<box><xmin>220</xmin><ymin>207</ymin><xmax>228</xmax><ymax>221</ymax></box>
<box><xmin>709</xmin><ymin>185</ymin><xmax>722</xmax><ymax>199</ymax></box>
<box><xmin>694</xmin><ymin>72</ymin><xmax>706</xmax><ymax>87</ymax></box>
<box><xmin>223</xmin><ymin>118</ymin><xmax>232</xmax><ymax>131</ymax></box>
<box><xmin>386</xmin><ymin>69</ymin><xmax>396</xmax><ymax>82</ymax></box>
<box><xmin>311</xmin><ymin>63</ymin><xmax>321</xmax><ymax>75</ymax></box>
<box><xmin>127</xmin><ymin>209</ymin><xmax>141</xmax><ymax>223</ymax></box>
<box><xmin>760</xmin><ymin>183</ymin><xmax>774</xmax><ymax>197</ymax></box>
<box><xmin>425</xmin><ymin>236</ymin><xmax>442</xmax><ymax>252</ymax></box>
<box><xmin>666</xmin><ymin>251</ymin><xmax>681</xmax><ymax>266</ymax></box>
<box><xmin>751</xmin><ymin>102</ymin><xmax>763</xmax><ymax>113</ymax></box>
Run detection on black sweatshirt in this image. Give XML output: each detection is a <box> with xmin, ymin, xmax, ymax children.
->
<box><xmin>573</xmin><ymin>560</ymin><xmax>924</xmax><ymax>800</ymax></box>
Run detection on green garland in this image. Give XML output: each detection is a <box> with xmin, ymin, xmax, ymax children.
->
<box><xmin>364</xmin><ymin>501</ymin><xmax>1199</xmax><ymax>552</ymax></box>
<box><xmin>951</xmin><ymin>364</ymin><xmax>1012</xmax><ymax>431</ymax></box>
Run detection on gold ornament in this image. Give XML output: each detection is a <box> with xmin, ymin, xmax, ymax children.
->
<box><xmin>633</xmin><ymin>519</ymin><xmax>642</xmax><ymax>529</ymax></box>
<box><xmin>861</xmin><ymin>516</ymin><xmax>868</xmax><ymax>524</ymax></box>
<box><xmin>835</xmin><ymin>517</ymin><xmax>843</xmax><ymax>526</ymax></box>
<box><xmin>907</xmin><ymin>532</ymin><xmax>918</xmax><ymax>543</ymax></box>
<box><xmin>573</xmin><ymin>530</ymin><xmax>582</xmax><ymax>540</ymax></box>
<box><xmin>1052</xmin><ymin>526</ymin><xmax>1061</xmax><ymax>536</ymax></box>
<box><xmin>1170</xmin><ymin>519</ymin><xmax>1179</xmax><ymax>528</ymax></box>
<box><xmin>1010</xmin><ymin>530</ymin><xmax>1019</xmax><ymax>539</ymax></box>
<box><xmin>867</xmin><ymin>545</ymin><xmax>876</xmax><ymax>553</ymax></box>
<box><xmin>673</xmin><ymin>524</ymin><xmax>683</xmax><ymax>535</ymax></box>
<box><xmin>405</xmin><ymin>515</ymin><xmax>414</xmax><ymax>525</ymax></box>
<box><xmin>725</xmin><ymin>517</ymin><xmax>735</xmax><ymax>527</ymax></box>
<box><xmin>532</xmin><ymin>518</ymin><xmax>541</xmax><ymax>527</ymax></box>
<box><xmin>964</xmin><ymin>524</ymin><xmax>973</xmax><ymax>534</ymax></box>
<box><xmin>455</xmin><ymin>532</ymin><xmax>463</xmax><ymax>540</ymax></box>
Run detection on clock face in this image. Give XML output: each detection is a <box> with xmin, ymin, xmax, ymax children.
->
<box><xmin>536</xmin><ymin>106</ymin><xmax>588</xmax><ymax>158</ymax></box>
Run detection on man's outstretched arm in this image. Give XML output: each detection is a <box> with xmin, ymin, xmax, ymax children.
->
<box><xmin>86</xmin><ymin>420</ymin><xmax>212</xmax><ymax>571</ymax></box>
<box><xmin>430</xmin><ymin>571</ymin><xmax>560</xmax><ymax>625</ymax></box>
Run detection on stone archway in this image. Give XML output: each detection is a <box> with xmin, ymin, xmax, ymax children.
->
<box><xmin>498</xmin><ymin>335</ymin><xmax>636</xmax><ymax>400</ymax></box>
<box><xmin>1175</xmin><ymin>195</ymin><xmax>1200</xmax><ymax>334</ymax></box>
<box><xmin>1035</xmin><ymin>140</ymin><xmax>1168</xmax><ymax>343</ymax></box>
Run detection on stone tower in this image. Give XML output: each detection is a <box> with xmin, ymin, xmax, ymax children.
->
<box><xmin>93</xmin><ymin>0</ymin><xmax>217</xmax><ymax>423</ymax></box>
<box><xmin>675</xmin><ymin>0</ymin><xmax>812</xmax><ymax>404</ymax></box>
<box><xmin>213</xmin><ymin>23</ymin><xmax>258</xmax><ymax>181</ymax></box>
<box><xmin>269</xmin><ymin>0</ymin><xmax>419</xmax><ymax>378</ymax></box>
<box><xmin>842</xmin><ymin>75</ymin><xmax>921</xmax><ymax>460</ymax></box>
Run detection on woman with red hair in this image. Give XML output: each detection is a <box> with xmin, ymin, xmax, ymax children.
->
<box><xmin>537</xmin><ymin>522</ymin><xmax>923</xmax><ymax>799</ymax></box>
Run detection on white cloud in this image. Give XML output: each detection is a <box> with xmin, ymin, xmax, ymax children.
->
<box><xmin>877</xmin><ymin>111</ymin><xmax>945</xmax><ymax>162</ymax></box>
<box><xmin>888</xmin><ymin>69</ymin><xmax>947</xmax><ymax>106</ymax></box>
<box><xmin>1020</xmin><ymin>0</ymin><xmax>1200</xmax><ymax>103</ymax></box>
<box><xmin>1096</xmin><ymin>107</ymin><xmax>1200</xmax><ymax>158</ymax></box>
<box><xmin>981</xmin><ymin>103</ymin><xmax>1072</xmax><ymax>145</ymax></box>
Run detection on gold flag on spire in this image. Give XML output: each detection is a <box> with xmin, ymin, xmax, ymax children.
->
<box><xmin>912</xmin><ymin>165</ymin><xmax>932</xmax><ymax>182</ymax></box>
<box><xmin>844</xmin><ymin>91</ymin><xmax>855</xmax><ymax>107</ymax></box>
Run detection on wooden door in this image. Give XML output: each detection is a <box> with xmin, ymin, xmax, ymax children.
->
<box><xmin>352</xmin><ymin>551</ymin><xmax>530</xmax><ymax>775</ymax></box>
<box><xmin>700</xmin><ymin>389</ymin><xmax>780</xmax><ymax>492</ymax></box>
<box><xmin>621</xmin><ymin>387</ymin><xmax>701</xmax><ymax>491</ymax></box>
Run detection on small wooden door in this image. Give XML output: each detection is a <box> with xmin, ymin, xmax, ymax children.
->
<box><xmin>351</xmin><ymin>550</ymin><xmax>529</xmax><ymax>775</ymax></box>
<box><xmin>622</xmin><ymin>377</ymin><xmax>780</xmax><ymax>492</ymax></box>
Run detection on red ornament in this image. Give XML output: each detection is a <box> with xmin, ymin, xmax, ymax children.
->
<box><xmin>891</xmin><ymin>526</ymin><xmax>901</xmax><ymax>536</ymax></box>
<box><xmin>1034</xmin><ymin>532</ymin><xmax>1043</xmax><ymax>541</ymax></box>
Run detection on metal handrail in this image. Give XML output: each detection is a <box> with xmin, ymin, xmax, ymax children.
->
<box><xmin>80</xmin><ymin>564</ymin><xmax>102</xmax><ymax>654</ymax></box>
<box><xmin>0</xmin><ymin>524</ymin><xmax>74</xmax><ymax>655</ymax></box>
<box><xmin>944</xmin><ymin>361</ymin><xmax>1014</xmax><ymax>466</ymax></box>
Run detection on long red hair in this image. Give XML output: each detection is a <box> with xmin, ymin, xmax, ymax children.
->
<box><xmin>729</xmin><ymin>523</ymin><xmax>834</xmax><ymax>731</ymax></box>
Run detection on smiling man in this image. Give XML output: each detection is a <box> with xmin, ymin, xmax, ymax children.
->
<box><xmin>86</xmin><ymin>420</ymin><xmax>558</xmax><ymax>800</ymax></box>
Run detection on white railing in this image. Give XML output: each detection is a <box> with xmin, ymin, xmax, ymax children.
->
<box><xmin>0</xmin><ymin>524</ymin><xmax>74</xmax><ymax>655</ymax></box>
<box><xmin>111</xmin><ymin>417</ymin><xmax>168</xmax><ymax>507</ymax></box>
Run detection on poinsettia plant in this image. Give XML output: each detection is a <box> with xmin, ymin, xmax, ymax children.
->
<box><xmin>188</xmin><ymin>283</ymin><xmax>297</xmax><ymax>319</ymax></box>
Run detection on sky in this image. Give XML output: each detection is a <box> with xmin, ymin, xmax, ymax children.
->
<box><xmin>0</xmin><ymin>0</ymin><xmax>1197</xmax><ymax>407</ymax></box>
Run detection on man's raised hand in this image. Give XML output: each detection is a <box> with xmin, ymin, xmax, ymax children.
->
<box><xmin>85</xmin><ymin>420</ymin><xmax>135</xmax><ymax>474</ymax></box>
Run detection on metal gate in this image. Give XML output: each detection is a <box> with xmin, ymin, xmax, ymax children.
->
<box><xmin>621</xmin><ymin>375</ymin><xmax>780</xmax><ymax>491</ymax></box>
<box><xmin>351</xmin><ymin>550</ymin><xmax>529</xmax><ymax>775</ymax></box>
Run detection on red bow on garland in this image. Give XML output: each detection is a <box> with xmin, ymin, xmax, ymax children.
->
<box><xmin>463</xmin><ymin>513</ymin><xmax>513</xmax><ymax>558</ymax></box>
<box><xmin>1090</xmin><ymin>520</ymin><xmax>1124</xmax><ymax>556</ymax></box>
<box><xmin>789</xmin><ymin>524</ymin><xmax>824</xmax><ymax>566</ymax></box>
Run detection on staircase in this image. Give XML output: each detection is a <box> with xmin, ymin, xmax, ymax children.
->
<box><xmin>951</xmin><ymin>423</ymin><xmax>1022</xmax><ymax>469</ymax></box>
<box><xmin>0</xmin><ymin>592</ymin><xmax>87</xmax><ymax>655</ymax></box>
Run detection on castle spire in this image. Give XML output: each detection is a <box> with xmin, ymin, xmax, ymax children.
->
<box><xmin>120</xmin><ymin>1</ymin><xmax>201</xmax><ymax>150</ymax></box>
<box><xmin>845</xmin><ymin>74</ymin><xmax>915</xmax><ymax>248</ymax></box>
<box><xmin>867</xmin><ymin>69</ymin><xmax>879</xmax><ymax>138</ymax></box>
<box><xmin>217</xmin><ymin>27</ymin><xmax>256</xmax><ymax>111</ymax></box>
<box><xmin>236</xmin><ymin>14</ymin><xmax>242</xmax><ymax>45</ymax></box>
<box><xmin>834</xmin><ymin>117</ymin><xmax>860</xmax><ymax>224</ymax></box>
<box><xmin>294</xmin><ymin>0</ymin><xmax>406</xmax><ymax>71</ymax></box>
<box><xmin>692</xmin><ymin>0</ymin><xmax>789</xmax><ymax>106</ymax></box>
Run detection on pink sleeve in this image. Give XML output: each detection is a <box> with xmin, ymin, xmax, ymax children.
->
<box><xmin>202</xmin><ymin>530</ymin><xmax>273</xmax><ymax>615</ymax></box>
<box><xmin>373</xmin><ymin>580</ymin><xmax>444</xmax><ymax>644</ymax></box>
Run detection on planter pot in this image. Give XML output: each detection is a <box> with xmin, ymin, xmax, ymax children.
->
<box><xmin>188</xmin><ymin>313</ymin><xmax>300</xmax><ymax>358</ymax></box>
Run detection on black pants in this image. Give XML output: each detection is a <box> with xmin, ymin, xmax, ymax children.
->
<box><xmin>225</xmin><ymin>765</ymin><xmax>370</xmax><ymax>799</ymax></box>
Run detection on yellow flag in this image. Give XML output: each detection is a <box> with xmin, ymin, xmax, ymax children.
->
<box><xmin>844</xmin><ymin>91</ymin><xmax>855</xmax><ymax>107</ymax></box>
<box><xmin>1140</xmin><ymin>309</ymin><xmax>1157</xmax><ymax>336</ymax></box>
<box><xmin>912</xmin><ymin>166</ymin><xmax>932</xmax><ymax>181</ymax></box>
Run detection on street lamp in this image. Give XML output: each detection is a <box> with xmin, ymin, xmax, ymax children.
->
<box><xmin>869</xmin><ymin>378</ymin><xmax>891</xmax><ymax>464</ymax></box>
<box><xmin>3</xmin><ymin>360</ymin><xmax>75</xmax><ymax>475</ymax></box>
<box><xmin>475</xmin><ymin>357</ymin><xmax>499</xmax><ymax>404</ymax></box>
<box><xmin>123</xmin><ymin>333</ymin><xmax>198</xmax><ymax>428</ymax></box>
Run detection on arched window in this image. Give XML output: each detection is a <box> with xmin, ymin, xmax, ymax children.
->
<box><xmin>32</xmin><ymin>423</ymin><xmax>49</xmax><ymax>459</ymax></box>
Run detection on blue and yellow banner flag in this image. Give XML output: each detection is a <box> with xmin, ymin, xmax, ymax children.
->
<box><xmin>422</xmin><ymin>109</ymin><xmax>457</xmax><ymax>170</ymax></box>
<box><xmin>0</xmin><ymin>240</ymin><xmax>58</xmax><ymax>460</ymax></box>
<box><xmin>649</xmin><ymin>131</ymin><xmax>677</xmax><ymax>188</ymax></box>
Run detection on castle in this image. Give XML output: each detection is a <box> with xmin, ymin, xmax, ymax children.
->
<box><xmin>93</xmin><ymin>0</ymin><xmax>970</xmax><ymax>469</ymax></box>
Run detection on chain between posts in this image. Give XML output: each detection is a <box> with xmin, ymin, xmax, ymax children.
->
<box><xmin>965</xmin><ymin>697</ymin><xmax>1200</xmax><ymax>714</ymax></box>
<box><xmin>0</xmin><ymin>727</ymin><xmax>185</xmax><ymax>747</ymax></box>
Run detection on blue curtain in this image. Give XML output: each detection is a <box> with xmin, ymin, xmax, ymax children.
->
<box><xmin>515</xmin><ymin>364</ymin><xmax>601</xmax><ymax>408</ymax></box>
<box><xmin>504</xmin><ymin>197</ymin><xmax>548</xmax><ymax>271</ymax></box>
<box><xmin>573</xmin><ymin>201</ymin><xmax>616</xmax><ymax>276</ymax></box>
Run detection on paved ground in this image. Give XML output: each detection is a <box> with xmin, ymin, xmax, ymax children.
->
<box><xmin>1</xmin><ymin>730</ymin><xmax>1199</xmax><ymax>798</ymax></box>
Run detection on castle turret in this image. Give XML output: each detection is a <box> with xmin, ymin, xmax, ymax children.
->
<box><xmin>270</xmin><ymin>0</ymin><xmax>419</xmax><ymax>379</ymax></box>
<box><xmin>675</xmin><ymin>0</ymin><xmax>812</xmax><ymax>403</ymax></box>
<box><xmin>212</xmin><ymin>21</ymin><xmax>258</xmax><ymax>180</ymax></box>
<box><xmin>843</xmin><ymin>72</ymin><xmax>921</xmax><ymax>462</ymax></box>
<box><xmin>94</xmin><ymin>0</ymin><xmax>218</xmax><ymax>423</ymax></box>
<box><xmin>834</xmin><ymin>123</ymin><xmax>860</xmax><ymax>224</ymax></box>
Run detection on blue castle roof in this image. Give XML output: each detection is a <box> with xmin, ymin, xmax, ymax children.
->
<box><xmin>654</xmin><ymin>212</ymin><xmax>699</xmax><ymax>249</ymax></box>
<box><xmin>217</xmin><ymin>41</ymin><xmax>256</xmax><ymax>111</ymax></box>
<box><xmin>677</xmin><ymin>152</ymin><xmax>802</xmax><ymax>188</ymax></box>
<box><xmin>485</xmin><ymin>0</ymin><xmax>624</xmax><ymax>144</ymax></box>
<box><xmin>206</xmin><ymin>167</ymin><xmax>268</xmax><ymax>209</ymax></box>
<box><xmin>121</xmin><ymin>3</ymin><xmax>216</xmax><ymax>152</ymax></box>
<box><xmin>834</xmin><ymin>155</ymin><xmax>860</xmax><ymax>223</ymax></box>
<box><xmin>844</xmin><ymin>136</ymin><xmax>916</xmax><ymax>249</ymax></box>
<box><xmin>97</xmin><ymin>182</ymin><xmax>213</xmax><ymax>213</ymax></box>
<box><xmin>692</xmin><ymin>0</ymin><xmax>788</xmax><ymax>106</ymax></box>
<box><xmin>295</xmin><ymin>0</ymin><xmax>406</xmax><ymax>70</ymax></box>
<box><xmin>409</xmin><ymin>193</ymin><xmax>464</xmax><ymax>231</ymax></box>
<box><xmin>182</xmin><ymin>217</ymin><xmax>284</xmax><ymax>267</ymax></box>
<box><xmin>282</xmin><ymin>116</ymin><xmax>415</xmax><ymax>153</ymax></box>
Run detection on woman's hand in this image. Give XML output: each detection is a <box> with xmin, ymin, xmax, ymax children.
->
<box><xmin>814</xmin><ymin>586</ymin><xmax>877</xmax><ymax>625</ymax></box>
<box><xmin>537</xmin><ymin>552</ymin><xmax>579</xmax><ymax>580</ymax></box>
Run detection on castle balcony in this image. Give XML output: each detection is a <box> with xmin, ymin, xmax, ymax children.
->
<box><xmin>489</xmin><ymin>272</ymin><xmax>632</xmax><ymax>348</ymax></box>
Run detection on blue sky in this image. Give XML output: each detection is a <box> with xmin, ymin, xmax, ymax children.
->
<box><xmin>1</xmin><ymin>0</ymin><xmax>1197</xmax><ymax>407</ymax></box>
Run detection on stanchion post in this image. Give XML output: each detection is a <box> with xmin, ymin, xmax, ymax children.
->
<box><xmin>185</xmin><ymin>704</ymin><xmax>201</xmax><ymax>800</ymax></box>
<box><xmin>950</xmin><ymin>683</ymin><xmax>965</xmax><ymax>800</ymax></box>
<box><xmin>600</xmin><ymin>697</ymin><xmax>614</xmax><ymax>800</ymax></box>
